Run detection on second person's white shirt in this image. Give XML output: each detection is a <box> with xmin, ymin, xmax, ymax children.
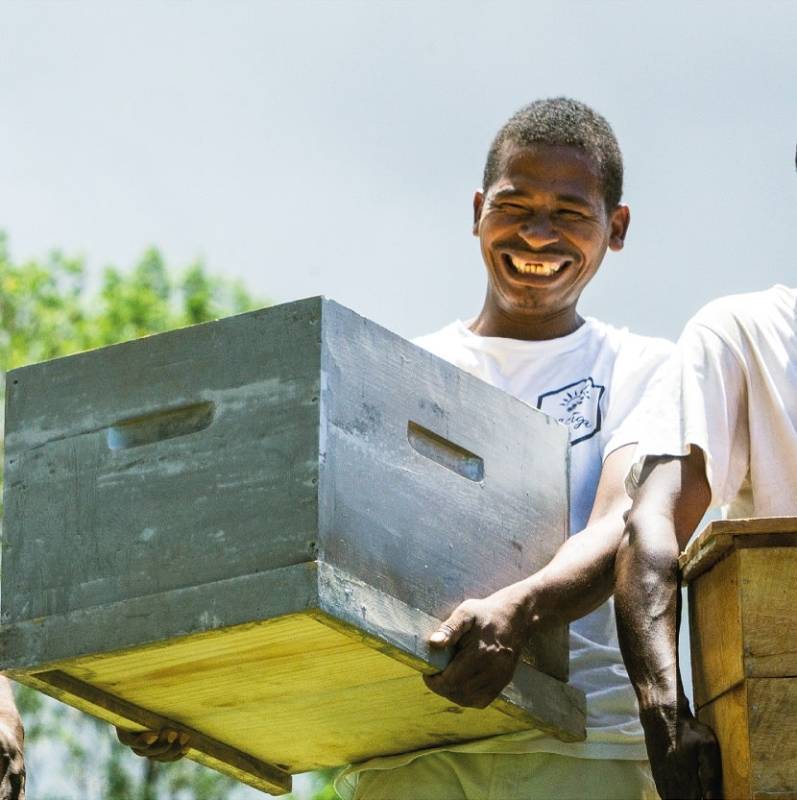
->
<box><xmin>629</xmin><ymin>284</ymin><xmax>797</xmax><ymax>518</ymax></box>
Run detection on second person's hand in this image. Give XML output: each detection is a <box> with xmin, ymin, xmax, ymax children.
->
<box><xmin>116</xmin><ymin>727</ymin><xmax>190</xmax><ymax>763</ymax></box>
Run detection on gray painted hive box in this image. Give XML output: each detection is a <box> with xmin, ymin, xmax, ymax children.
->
<box><xmin>1</xmin><ymin>297</ymin><xmax>584</xmax><ymax>794</ymax></box>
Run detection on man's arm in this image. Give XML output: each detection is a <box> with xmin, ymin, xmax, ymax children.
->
<box><xmin>0</xmin><ymin>677</ymin><xmax>24</xmax><ymax>799</ymax></box>
<box><xmin>424</xmin><ymin>443</ymin><xmax>636</xmax><ymax>709</ymax></box>
<box><xmin>614</xmin><ymin>450</ymin><xmax>721</xmax><ymax>799</ymax></box>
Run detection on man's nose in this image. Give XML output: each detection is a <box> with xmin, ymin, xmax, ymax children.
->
<box><xmin>518</xmin><ymin>216</ymin><xmax>559</xmax><ymax>249</ymax></box>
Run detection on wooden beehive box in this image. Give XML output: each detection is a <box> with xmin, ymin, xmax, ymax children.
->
<box><xmin>680</xmin><ymin>518</ymin><xmax>797</xmax><ymax>800</ymax></box>
<box><xmin>1</xmin><ymin>297</ymin><xmax>585</xmax><ymax>794</ymax></box>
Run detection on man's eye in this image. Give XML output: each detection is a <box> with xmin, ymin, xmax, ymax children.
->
<box><xmin>558</xmin><ymin>209</ymin><xmax>586</xmax><ymax>219</ymax></box>
<box><xmin>499</xmin><ymin>203</ymin><xmax>527</xmax><ymax>213</ymax></box>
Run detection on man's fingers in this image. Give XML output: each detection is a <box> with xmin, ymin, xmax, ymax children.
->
<box><xmin>429</xmin><ymin>606</ymin><xmax>475</xmax><ymax>648</ymax></box>
<box><xmin>423</xmin><ymin>671</ymin><xmax>447</xmax><ymax>696</ymax></box>
<box><xmin>132</xmin><ymin>741</ymin><xmax>175</xmax><ymax>758</ymax></box>
<box><xmin>450</xmin><ymin>673</ymin><xmax>501</xmax><ymax>709</ymax></box>
<box><xmin>424</xmin><ymin>658</ymin><xmax>474</xmax><ymax>705</ymax></box>
<box><xmin>118</xmin><ymin>727</ymin><xmax>189</xmax><ymax>762</ymax></box>
<box><xmin>0</xmin><ymin>728</ymin><xmax>24</xmax><ymax>800</ymax></box>
<box><xmin>425</xmin><ymin>640</ymin><xmax>480</xmax><ymax>696</ymax></box>
<box><xmin>424</xmin><ymin>668</ymin><xmax>498</xmax><ymax>709</ymax></box>
<box><xmin>697</xmin><ymin>737</ymin><xmax>723</xmax><ymax>800</ymax></box>
<box><xmin>424</xmin><ymin>642</ymin><xmax>509</xmax><ymax>709</ymax></box>
<box><xmin>5</xmin><ymin>766</ymin><xmax>24</xmax><ymax>800</ymax></box>
<box><xmin>0</xmin><ymin>762</ymin><xmax>24</xmax><ymax>800</ymax></box>
<box><xmin>117</xmin><ymin>728</ymin><xmax>156</xmax><ymax>747</ymax></box>
<box><xmin>149</xmin><ymin>743</ymin><xmax>190</xmax><ymax>763</ymax></box>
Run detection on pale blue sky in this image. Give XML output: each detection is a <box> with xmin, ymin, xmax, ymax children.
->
<box><xmin>1</xmin><ymin>1</ymin><xmax>795</xmax><ymax>797</ymax></box>
<box><xmin>2</xmin><ymin>1</ymin><xmax>795</xmax><ymax>343</ymax></box>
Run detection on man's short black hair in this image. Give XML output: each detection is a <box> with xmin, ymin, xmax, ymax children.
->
<box><xmin>482</xmin><ymin>97</ymin><xmax>624</xmax><ymax>210</ymax></box>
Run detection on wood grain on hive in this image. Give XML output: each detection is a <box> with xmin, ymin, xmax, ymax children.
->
<box><xmin>680</xmin><ymin>518</ymin><xmax>797</xmax><ymax>800</ymax></box>
<box><xmin>1</xmin><ymin>297</ymin><xmax>585</xmax><ymax>794</ymax></box>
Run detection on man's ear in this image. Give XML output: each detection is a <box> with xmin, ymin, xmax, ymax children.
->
<box><xmin>472</xmin><ymin>190</ymin><xmax>485</xmax><ymax>236</ymax></box>
<box><xmin>608</xmin><ymin>204</ymin><xmax>631</xmax><ymax>252</ymax></box>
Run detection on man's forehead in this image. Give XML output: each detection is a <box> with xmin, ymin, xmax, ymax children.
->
<box><xmin>488</xmin><ymin>143</ymin><xmax>602</xmax><ymax>199</ymax></box>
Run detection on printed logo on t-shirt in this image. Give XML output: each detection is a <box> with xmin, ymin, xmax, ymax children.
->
<box><xmin>537</xmin><ymin>377</ymin><xmax>605</xmax><ymax>445</ymax></box>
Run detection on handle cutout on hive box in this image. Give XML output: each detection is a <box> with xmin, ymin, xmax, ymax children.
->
<box><xmin>107</xmin><ymin>402</ymin><xmax>215</xmax><ymax>450</ymax></box>
<box><xmin>407</xmin><ymin>421</ymin><xmax>484</xmax><ymax>482</ymax></box>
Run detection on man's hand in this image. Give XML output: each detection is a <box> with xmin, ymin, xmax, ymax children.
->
<box><xmin>0</xmin><ymin>721</ymin><xmax>25</xmax><ymax>800</ymax></box>
<box><xmin>422</xmin><ymin>447</ymin><xmax>641</xmax><ymax>710</ymax></box>
<box><xmin>0</xmin><ymin>677</ymin><xmax>25</xmax><ymax>800</ymax></box>
<box><xmin>640</xmin><ymin>705</ymin><xmax>722</xmax><ymax>800</ymax></box>
<box><xmin>423</xmin><ymin>586</ymin><xmax>530</xmax><ymax>709</ymax></box>
<box><xmin>116</xmin><ymin>727</ymin><xmax>190</xmax><ymax>763</ymax></box>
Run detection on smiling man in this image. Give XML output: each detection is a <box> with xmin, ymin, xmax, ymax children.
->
<box><xmin>332</xmin><ymin>98</ymin><xmax>673</xmax><ymax>800</ymax></box>
<box><xmin>121</xmin><ymin>98</ymin><xmax>672</xmax><ymax>799</ymax></box>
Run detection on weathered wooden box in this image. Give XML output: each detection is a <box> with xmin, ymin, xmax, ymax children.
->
<box><xmin>681</xmin><ymin>518</ymin><xmax>797</xmax><ymax>800</ymax></box>
<box><xmin>1</xmin><ymin>297</ymin><xmax>584</xmax><ymax>794</ymax></box>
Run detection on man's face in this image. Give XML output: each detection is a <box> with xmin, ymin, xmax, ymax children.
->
<box><xmin>474</xmin><ymin>143</ymin><xmax>629</xmax><ymax>321</ymax></box>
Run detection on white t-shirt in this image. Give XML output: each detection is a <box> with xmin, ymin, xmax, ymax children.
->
<box><xmin>337</xmin><ymin>316</ymin><xmax>673</xmax><ymax>798</ymax></box>
<box><xmin>629</xmin><ymin>284</ymin><xmax>797</xmax><ymax>518</ymax></box>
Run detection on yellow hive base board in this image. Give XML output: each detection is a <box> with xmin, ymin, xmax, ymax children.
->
<box><xmin>12</xmin><ymin>610</ymin><xmax>552</xmax><ymax>795</ymax></box>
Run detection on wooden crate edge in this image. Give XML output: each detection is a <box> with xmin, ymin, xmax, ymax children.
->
<box><xmin>15</xmin><ymin>669</ymin><xmax>292</xmax><ymax>795</ymax></box>
<box><xmin>314</xmin><ymin>562</ymin><xmax>587</xmax><ymax>743</ymax></box>
<box><xmin>0</xmin><ymin>561</ymin><xmax>320</xmax><ymax>673</ymax></box>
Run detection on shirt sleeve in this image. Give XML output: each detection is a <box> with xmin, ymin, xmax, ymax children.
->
<box><xmin>626</xmin><ymin>321</ymin><xmax>749</xmax><ymax>509</ymax></box>
<box><xmin>601</xmin><ymin>337</ymin><xmax>675</xmax><ymax>460</ymax></box>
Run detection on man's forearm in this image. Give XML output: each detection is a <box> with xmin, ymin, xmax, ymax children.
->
<box><xmin>614</xmin><ymin>452</ymin><xmax>709</xmax><ymax>713</ymax></box>
<box><xmin>614</xmin><ymin>510</ymin><xmax>681</xmax><ymax>715</ymax></box>
<box><xmin>521</xmin><ymin>516</ymin><xmax>623</xmax><ymax>626</ymax></box>
<box><xmin>512</xmin><ymin>444</ymin><xmax>637</xmax><ymax>627</ymax></box>
<box><xmin>612</xmin><ymin>454</ymin><xmax>722</xmax><ymax>799</ymax></box>
<box><xmin>614</xmin><ymin>508</ymin><xmax>723</xmax><ymax>799</ymax></box>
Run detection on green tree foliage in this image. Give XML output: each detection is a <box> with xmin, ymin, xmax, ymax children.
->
<box><xmin>0</xmin><ymin>235</ymin><xmax>338</xmax><ymax>800</ymax></box>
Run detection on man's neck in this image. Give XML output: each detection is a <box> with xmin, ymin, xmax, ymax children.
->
<box><xmin>469</xmin><ymin>302</ymin><xmax>585</xmax><ymax>341</ymax></box>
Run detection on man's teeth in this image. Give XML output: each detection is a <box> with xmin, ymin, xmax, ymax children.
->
<box><xmin>511</xmin><ymin>257</ymin><xmax>562</xmax><ymax>276</ymax></box>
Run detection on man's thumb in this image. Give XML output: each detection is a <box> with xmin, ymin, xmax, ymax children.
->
<box><xmin>429</xmin><ymin>607</ymin><xmax>473</xmax><ymax>647</ymax></box>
